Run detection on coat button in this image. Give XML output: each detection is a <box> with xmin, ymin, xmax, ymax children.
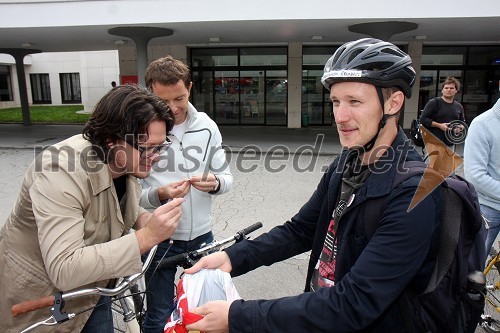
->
<box><xmin>101</xmin><ymin>216</ymin><xmax>107</xmax><ymax>223</ymax></box>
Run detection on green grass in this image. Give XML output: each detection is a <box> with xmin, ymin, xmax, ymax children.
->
<box><xmin>0</xmin><ymin>105</ymin><xmax>89</xmax><ymax>123</ymax></box>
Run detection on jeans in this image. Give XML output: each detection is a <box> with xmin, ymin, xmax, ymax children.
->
<box><xmin>81</xmin><ymin>295</ymin><xmax>113</xmax><ymax>333</ymax></box>
<box><xmin>483</xmin><ymin>204</ymin><xmax>500</xmax><ymax>257</ymax></box>
<box><xmin>141</xmin><ymin>232</ymin><xmax>214</xmax><ymax>333</ymax></box>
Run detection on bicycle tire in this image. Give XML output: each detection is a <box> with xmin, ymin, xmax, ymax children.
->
<box><xmin>483</xmin><ymin>257</ymin><xmax>500</xmax><ymax>332</ymax></box>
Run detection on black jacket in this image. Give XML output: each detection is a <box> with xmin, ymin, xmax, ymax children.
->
<box><xmin>225</xmin><ymin>129</ymin><xmax>442</xmax><ymax>332</ymax></box>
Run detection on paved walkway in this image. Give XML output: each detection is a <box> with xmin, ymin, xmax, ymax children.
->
<box><xmin>0</xmin><ymin>123</ymin><xmax>344</xmax><ymax>155</ymax></box>
<box><xmin>0</xmin><ymin>123</ymin><xmax>465</xmax><ymax>157</ymax></box>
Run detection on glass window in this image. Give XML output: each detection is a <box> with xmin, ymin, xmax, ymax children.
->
<box><xmin>265</xmin><ymin>70</ymin><xmax>287</xmax><ymax>125</ymax></box>
<box><xmin>30</xmin><ymin>73</ymin><xmax>51</xmax><ymax>104</ymax></box>
<box><xmin>0</xmin><ymin>65</ymin><xmax>13</xmax><ymax>101</ymax></box>
<box><xmin>60</xmin><ymin>73</ymin><xmax>81</xmax><ymax>103</ymax></box>
<box><xmin>301</xmin><ymin>46</ymin><xmax>337</xmax><ymax>125</ymax></box>
<box><xmin>191</xmin><ymin>49</ymin><xmax>238</xmax><ymax>67</ymax></box>
<box><xmin>240</xmin><ymin>47</ymin><xmax>287</xmax><ymax>66</ymax></box>
<box><xmin>214</xmin><ymin>70</ymin><xmax>240</xmax><ymax>124</ymax></box>
<box><xmin>468</xmin><ymin>46</ymin><xmax>500</xmax><ymax>65</ymax></box>
<box><xmin>419</xmin><ymin>70</ymin><xmax>438</xmax><ymax>110</ymax></box>
<box><xmin>462</xmin><ymin>70</ymin><xmax>492</xmax><ymax>122</ymax></box>
<box><xmin>240</xmin><ymin>70</ymin><xmax>265</xmax><ymax>125</ymax></box>
<box><xmin>422</xmin><ymin>46</ymin><xmax>466</xmax><ymax>66</ymax></box>
<box><xmin>190</xmin><ymin>47</ymin><xmax>288</xmax><ymax>125</ymax></box>
<box><xmin>302</xmin><ymin>69</ymin><xmax>328</xmax><ymax>125</ymax></box>
<box><xmin>192</xmin><ymin>70</ymin><xmax>214</xmax><ymax>119</ymax></box>
<box><xmin>302</xmin><ymin>46</ymin><xmax>337</xmax><ymax>66</ymax></box>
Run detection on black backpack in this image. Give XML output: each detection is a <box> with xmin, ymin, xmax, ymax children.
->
<box><xmin>410</xmin><ymin>118</ymin><xmax>425</xmax><ymax>148</ymax></box>
<box><xmin>364</xmin><ymin>161</ymin><xmax>486</xmax><ymax>333</ymax></box>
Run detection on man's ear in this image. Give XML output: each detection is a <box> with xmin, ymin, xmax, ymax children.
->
<box><xmin>386</xmin><ymin>91</ymin><xmax>405</xmax><ymax>115</ymax></box>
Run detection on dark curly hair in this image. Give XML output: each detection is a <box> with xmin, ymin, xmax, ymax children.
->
<box><xmin>82</xmin><ymin>84</ymin><xmax>174</xmax><ymax>162</ymax></box>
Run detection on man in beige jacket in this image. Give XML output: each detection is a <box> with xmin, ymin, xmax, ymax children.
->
<box><xmin>0</xmin><ymin>84</ymin><xmax>183</xmax><ymax>332</ymax></box>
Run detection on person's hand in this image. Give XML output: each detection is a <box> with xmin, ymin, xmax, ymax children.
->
<box><xmin>158</xmin><ymin>179</ymin><xmax>190</xmax><ymax>201</ymax></box>
<box><xmin>453</xmin><ymin>124</ymin><xmax>465</xmax><ymax>133</ymax></box>
<box><xmin>185</xmin><ymin>300</ymin><xmax>231</xmax><ymax>333</ymax></box>
<box><xmin>136</xmin><ymin>198</ymin><xmax>183</xmax><ymax>253</ymax></box>
<box><xmin>184</xmin><ymin>251</ymin><xmax>232</xmax><ymax>274</ymax></box>
<box><xmin>440</xmin><ymin>123</ymin><xmax>450</xmax><ymax>132</ymax></box>
<box><xmin>190</xmin><ymin>173</ymin><xmax>218</xmax><ymax>193</ymax></box>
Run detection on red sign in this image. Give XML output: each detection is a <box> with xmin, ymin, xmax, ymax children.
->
<box><xmin>121</xmin><ymin>75</ymin><xmax>138</xmax><ymax>84</ymax></box>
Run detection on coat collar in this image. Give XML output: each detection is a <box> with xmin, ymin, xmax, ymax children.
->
<box><xmin>332</xmin><ymin>128</ymin><xmax>422</xmax><ymax>201</ymax></box>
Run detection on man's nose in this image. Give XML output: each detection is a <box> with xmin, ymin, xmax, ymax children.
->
<box><xmin>333</xmin><ymin>104</ymin><xmax>349</xmax><ymax>123</ymax></box>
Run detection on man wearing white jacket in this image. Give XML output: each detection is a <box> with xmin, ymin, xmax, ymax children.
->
<box><xmin>464</xmin><ymin>97</ymin><xmax>500</xmax><ymax>264</ymax></box>
<box><xmin>139</xmin><ymin>55</ymin><xmax>233</xmax><ymax>333</ymax></box>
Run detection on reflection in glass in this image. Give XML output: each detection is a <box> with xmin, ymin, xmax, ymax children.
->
<box><xmin>214</xmin><ymin>71</ymin><xmax>240</xmax><ymax>125</ymax></box>
<box><xmin>192</xmin><ymin>70</ymin><xmax>214</xmax><ymax>119</ymax></box>
<box><xmin>240</xmin><ymin>70</ymin><xmax>264</xmax><ymax>125</ymax></box>
<box><xmin>266</xmin><ymin>70</ymin><xmax>287</xmax><ymax>125</ymax></box>
<box><xmin>301</xmin><ymin>69</ymin><xmax>332</xmax><ymax>126</ymax></box>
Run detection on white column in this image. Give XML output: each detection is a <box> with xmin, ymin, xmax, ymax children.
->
<box><xmin>406</xmin><ymin>39</ymin><xmax>424</xmax><ymax>129</ymax></box>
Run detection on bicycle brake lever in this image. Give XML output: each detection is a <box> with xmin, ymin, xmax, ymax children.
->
<box><xmin>20</xmin><ymin>316</ymin><xmax>58</xmax><ymax>333</ymax></box>
<box><xmin>50</xmin><ymin>292</ymin><xmax>72</xmax><ymax>323</ymax></box>
<box><xmin>20</xmin><ymin>312</ymin><xmax>75</xmax><ymax>333</ymax></box>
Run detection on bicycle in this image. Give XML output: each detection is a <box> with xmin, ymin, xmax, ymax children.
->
<box><xmin>11</xmin><ymin>222</ymin><xmax>263</xmax><ymax>333</ymax></box>
<box><xmin>480</xmin><ymin>247</ymin><xmax>500</xmax><ymax>332</ymax></box>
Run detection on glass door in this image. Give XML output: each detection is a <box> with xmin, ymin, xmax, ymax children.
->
<box><xmin>191</xmin><ymin>70</ymin><xmax>214</xmax><ymax>119</ymax></box>
<box><xmin>265</xmin><ymin>70</ymin><xmax>287</xmax><ymax>125</ymax></box>
<box><xmin>214</xmin><ymin>71</ymin><xmax>240</xmax><ymax>125</ymax></box>
<box><xmin>240</xmin><ymin>70</ymin><xmax>264</xmax><ymax>124</ymax></box>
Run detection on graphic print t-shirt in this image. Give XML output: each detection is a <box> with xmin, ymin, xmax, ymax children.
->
<box><xmin>310</xmin><ymin>159</ymin><xmax>371</xmax><ymax>291</ymax></box>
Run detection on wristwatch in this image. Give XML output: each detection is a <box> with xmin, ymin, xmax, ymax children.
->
<box><xmin>209</xmin><ymin>175</ymin><xmax>220</xmax><ymax>194</ymax></box>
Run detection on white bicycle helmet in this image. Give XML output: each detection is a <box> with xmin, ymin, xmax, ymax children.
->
<box><xmin>321</xmin><ymin>38</ymin><xmax>416</xmax><ymax>98</ymax></box>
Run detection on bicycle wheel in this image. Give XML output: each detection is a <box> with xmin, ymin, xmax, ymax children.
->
<box><xmin>482</xmin><ymin>257</ymin><xmax>500</xmax><ymax>332</ymax></box>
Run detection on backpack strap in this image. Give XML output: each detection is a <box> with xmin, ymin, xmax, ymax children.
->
<box><xmin>365</xmin><ymin>161</ymin><xmax>460</xmax><ymax>292</ymax></box>
<box><xmin>364</xmin><ymin>161</ymin><xmax>427</xmax><ymax>239</ymax></box>
<box><xmin>432</xmin><ymin>97</ymin><xmax>441</xmax><ymax>118</ymax></box>
<box><xmin>424</xmin><ymin>183</ymin><xmax>461</xmax><ymax>293</ymax></box>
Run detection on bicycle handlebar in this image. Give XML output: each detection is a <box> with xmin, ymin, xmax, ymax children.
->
<box><xmin>157</xmin><ymin>222</ymin><xmax>263</xmax><ymax>270</ymax></box>
<box><xmin>11</xmin><ymin>244</ymin><xmax>159</xmax><ymax>318</ymax></box>
<box><xmin>11</xmin><ymin>222</ymin><xmax>263</xmax><ymax>319</ymax></box>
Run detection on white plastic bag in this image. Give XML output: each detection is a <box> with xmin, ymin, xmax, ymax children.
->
<box><xmin>164</xmin><ymin>269</ymin><xmax>240</xmax><ymax>333</ymax></box>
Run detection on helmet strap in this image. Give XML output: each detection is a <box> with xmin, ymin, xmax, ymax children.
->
<box><xmin>360</xmin><ymin>86</ymin><xmax>386</xmax><ymax>152</ymax></box>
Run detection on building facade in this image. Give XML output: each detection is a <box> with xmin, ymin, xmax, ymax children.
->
<box><xmin>0</xmin><ymin>51</ymin><xmax>119</xmax><ymax>113</ymax></box>
<box><xmin>1</xmin><ymin>0</ymin><xmax>499</xmax><ymax>127</ymax></box>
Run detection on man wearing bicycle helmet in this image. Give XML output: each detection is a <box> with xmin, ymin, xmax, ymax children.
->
<box><xmin>185</xmin><ymin>38</ymin><xmax>442</xmax><ymax>332</ymax></box>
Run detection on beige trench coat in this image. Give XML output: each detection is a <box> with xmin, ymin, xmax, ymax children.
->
<box><xmin>0</xmin><ymin>135</ymin><xmax>146</xmax><ymax>332</ymax></box>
